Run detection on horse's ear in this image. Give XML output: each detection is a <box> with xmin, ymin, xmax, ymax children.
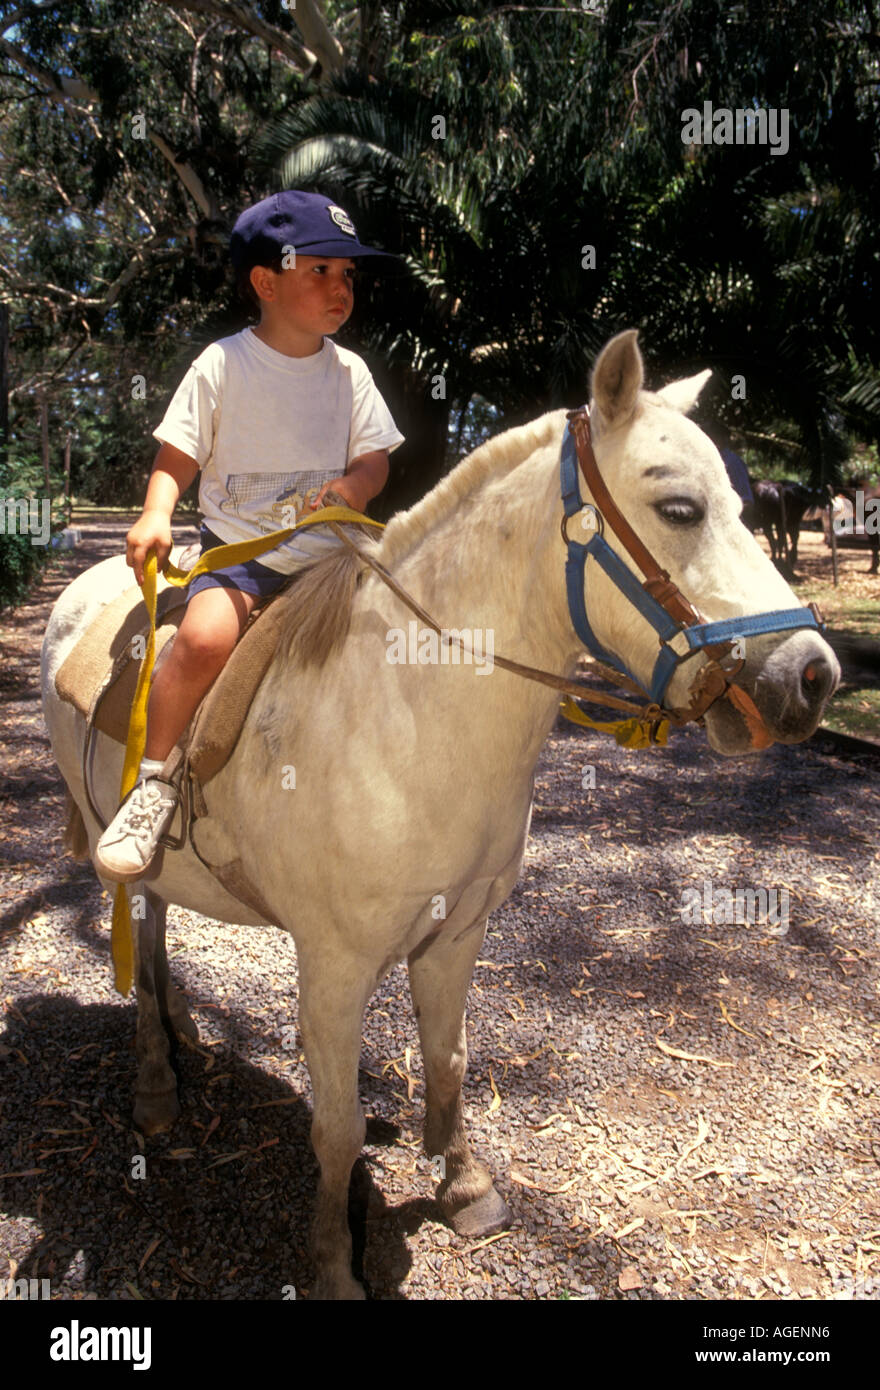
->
<box><xmin>590</xmin><ymin>329</ymin><xmax>643</xmax><ymax>429</ymax></box>
<box><xmin>655</xmin><ymin>368</ymin><xmax>713</xmax><ymax>416</ymax></box>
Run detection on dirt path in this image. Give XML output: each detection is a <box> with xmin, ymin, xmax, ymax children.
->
<box><xmin>1</xmin><ymin>518</ymin><xmax>878</xmax><ymax>1301</ymax></box>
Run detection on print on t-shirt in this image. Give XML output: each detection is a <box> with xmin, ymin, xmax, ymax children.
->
<box><xmin>220</xmin><ymin>469</ymin><xmax>338</xmax><ymax>528</ymax></box>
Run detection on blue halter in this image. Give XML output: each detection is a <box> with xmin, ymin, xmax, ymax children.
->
<box><xmin>560</xmin><ymin>416</ymin><xmax>824</xmax><ymax>710</ymax></box>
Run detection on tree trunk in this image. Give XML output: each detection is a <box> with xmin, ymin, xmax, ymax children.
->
<box><xmin>0</xmin><ymin>303</ymin><xmax>8</xmax><ymax>468</ymax></box>
<box><xmin>829</xmin><ymin>502</ymin><xmax>839</xmax><ymax>587</ymax></box>
<box><xmin>64</xmin><ymin>431</ymin><xmax>72</xmax><ymax>523</ymax></box>
<box><xmin>292</xmin><ymin>0</ymin><xmax>345</xmax><ymax>76</ymax></box>
<box><xmin>40</xmin><ymin>395</ymin><xmax>50</xmax><ymax>493</ymax></box>
<box><xmin>357</xmin><ymin>0</ymin><xmax>386</xmax><ymax>78</ymax></box>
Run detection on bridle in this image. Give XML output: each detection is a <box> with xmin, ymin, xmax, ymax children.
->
<box><xmin>561</xmin><ymin>406</ymin><xmax>826</xmax><ymax>743</ymax></box>
<box><xmin>309</xmin><ymin>410</ymin><xmax>825</xmax><ymax>750</ymax></box>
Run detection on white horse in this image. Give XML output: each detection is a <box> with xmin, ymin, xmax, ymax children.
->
<box><xmin>41</xmin><ymin>330</ymin><xmax>838</xmax><ymax>1299</ymax></box>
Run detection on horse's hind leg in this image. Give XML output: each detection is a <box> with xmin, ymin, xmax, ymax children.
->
<box><xmin>298</xmin><ymin>947</ymin><xmax>373</xmax><ymax>1300</ymax></box>
<box><xmin>132</xmin><ymin>886</ymin><xmax>180</xmax><ymax>1135</ymax></box>
<box><xmin>408</xmin><ymin>919</ymin><xmax>512</xmax><ymax>1238</ymax></box>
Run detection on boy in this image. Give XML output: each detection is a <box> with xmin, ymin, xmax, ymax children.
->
<box><xmin>95</xmin><ymin>190</ymin><xmax>404</xmax><ymax>881</ymax></box>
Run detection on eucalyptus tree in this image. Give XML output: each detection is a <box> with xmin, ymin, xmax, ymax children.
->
<box><xmin>2</xmin><ymin>0</ymin><xmax>878</xmax><ymax>518</ymax></box>
<box><xmin>0</xmin><ymin>0</ymin><xmax>359</xmax><ymax>500</ymax></box>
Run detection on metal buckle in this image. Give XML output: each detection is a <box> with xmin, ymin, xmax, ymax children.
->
<box><xmin>561</xmin><ymin>504</ymin><xmax>604</xmax><ymax>545</ymax></box>
<box><xmin>157</xmin><ymin>773</ymin><xmax>189</xmax><ymax>851</ymax></box>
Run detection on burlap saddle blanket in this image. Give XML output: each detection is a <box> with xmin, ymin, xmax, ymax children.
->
<box><xmin>54</xmin><ymin>549</ymin><xmax>297</xmax><ymax>919</ymax></box>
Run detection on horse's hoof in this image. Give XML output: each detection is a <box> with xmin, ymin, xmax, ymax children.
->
<box><xmin>133</xmin><ymin>1089</ymin><xmax>179</xmax><ymax>1136</ymax></box>
<box><xmin>310</xmin><ymin>1270</ymin><xmax>366</xmax><ymax>1301</ymax></box>
<box><xmin>165</xmin><ymin>985</ymin><xmax>198</xmax><ymax>1040</ymax></box>
<box><xmin>444</xmin><ymin>1184</ymin><xmax>512</xmax><ymax>1238</ymax></box>
<box><xmin>169</xmin><ymin>1004</ymin><xmax>199</xmax><ymax>1041</ymax></box>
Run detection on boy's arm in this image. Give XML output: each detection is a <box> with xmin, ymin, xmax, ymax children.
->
<box><xmin>127</xmin><ymin>442</ymin><xmax>200</xmax><ymax>585</ymax></box>
<box><xmin>311</xmin><ymin>449</ymin><xmax>390</xmax><ymax>515</ymax></box>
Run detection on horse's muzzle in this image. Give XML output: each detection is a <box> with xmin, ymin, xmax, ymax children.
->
<box><xmin>703</xmin><ymin>630</ymin><xmax>841</xmax><ymax>753</ymax></box>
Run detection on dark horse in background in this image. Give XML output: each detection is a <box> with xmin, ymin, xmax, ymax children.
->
<box><xmin>836</xmin><ymin>483</ymin><xmax>880</xmax><ymax>575</ymax></box>
<box><xmin>746</xmin><ymin>480</ymin><xmax>828</xmax><ymax>571</ymax></box>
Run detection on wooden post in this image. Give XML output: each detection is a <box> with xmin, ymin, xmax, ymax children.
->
<box><xmin>828</xmin><ymin>502</ymin><xmax>839</xmax><ymax>586</ymax></box>
<box><xmin>0</xmin><ymin>303</ymin><xmax>8</xmax><ymax>468</ymax></box>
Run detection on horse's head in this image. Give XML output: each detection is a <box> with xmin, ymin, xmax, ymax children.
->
<box><xmin>579</xmin><ymin>330</ymin><xmax>839</xmax><ymax>755</ymax></box>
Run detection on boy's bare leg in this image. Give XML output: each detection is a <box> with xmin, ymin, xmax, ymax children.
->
<box><xmin>145</xmin><ymin>586</ymin><xmax>262</xmax><ymax>761</ymax></box>
<box><xmin>96</xmin><ymin>585</ymin><xmax>261</xmax><ymax>881</ymax></box>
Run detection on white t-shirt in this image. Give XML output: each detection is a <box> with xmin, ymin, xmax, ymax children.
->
<box><xmin>153</xmin><ymin>328</ymin><xmax>404</xmax><ymax>573</ymax></box>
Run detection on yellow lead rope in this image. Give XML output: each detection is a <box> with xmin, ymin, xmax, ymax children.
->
<box><xmin>110</xmin><ymin>507</ymin><xmax>383</xmax><ymax>995</ymax></box>
<box><xmin>559</xmin><ymin>695</ymin><xmax>669</xmax><ymax>749</ymax></box>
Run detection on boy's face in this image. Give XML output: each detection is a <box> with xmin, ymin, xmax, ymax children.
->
<box><xmin>250</xmin><ymin>256</ymin><xmax>356</xmax><ymax>336</ymax></box>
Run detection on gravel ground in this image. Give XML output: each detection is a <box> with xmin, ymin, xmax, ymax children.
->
<box><xmin>1</xmin><ymin>518</ymin><xmax>879</xmax><ymax>1301</ymax></box>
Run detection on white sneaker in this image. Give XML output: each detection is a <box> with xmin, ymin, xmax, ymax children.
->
<box><xmin>95</xmin><ymin>777</ymin><xmax>178</xmax><ymax>882</ymax></box>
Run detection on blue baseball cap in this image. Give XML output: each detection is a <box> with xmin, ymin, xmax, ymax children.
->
<box><xmin>230</xmin><ymin>190</ymin><xmax>399</xmax><ymax>268</ymax></box>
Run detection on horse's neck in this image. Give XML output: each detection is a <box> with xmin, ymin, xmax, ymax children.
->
<box><xmin>388</xmin><ymin>430</ymin><xmax>574</xmax><ymax>678</ymax></box>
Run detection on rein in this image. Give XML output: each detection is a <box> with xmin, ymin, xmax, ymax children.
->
<box><xmin>326</xmin><ymin>521</ymin><xmax>672</xmax><ymax>746</ymax></box>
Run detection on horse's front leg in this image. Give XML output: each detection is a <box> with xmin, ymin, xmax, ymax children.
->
<box><xmin>298</xmin><ymin>946</ymin><xmax>373</xmax><ymax>1300</ymax></box>
<box><xmin>131</xmin><ymin>885</ymin><xmax>180</xmax><ymax>1135</ymax></box>
<box><xmin>408</xmin><ymin>918</ymin><xmax>512</xmax><ymax>1237</ymax></box>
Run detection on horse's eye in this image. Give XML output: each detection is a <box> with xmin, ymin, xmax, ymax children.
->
<box><xmin>656</xmin><ymin>498</ymin><xmax>704</xmax><ymax>525</ymax></box>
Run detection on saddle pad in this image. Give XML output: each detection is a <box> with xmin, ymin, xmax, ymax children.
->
<box><xmin>187</xmin><ymin>593</ymin><xmax>292</xmax><ymax>785</ymax></box>
<box><xmin>55</xmin><ymin>564</ymin><xmax>295</xmax><ymax>787</ymax></box>
<box><xmin>55</xmin><ymin>580</ymin><xmax>187</xmax><ymax>734</ymax></box>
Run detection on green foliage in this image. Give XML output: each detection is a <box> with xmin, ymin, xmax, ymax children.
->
<box><xmin>253</xmin><ymin>0</ymin><xmax>880</xmax><ymax>489</ymax></box>
<box><xmin>0</xmin><ymin>523</ymin><xmax>50</xmax><ymax>611</ymax></box>
<box><xmin>0</xmin><ymin>451</ymin><xmax>58</xmax><ymax>610</ymax></box>
<box><xmin>1</xmin><ymin>0</ymin><xmax>878</xmax><ymax>545</ymax></box>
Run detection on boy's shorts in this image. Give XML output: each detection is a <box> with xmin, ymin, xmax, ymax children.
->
<box><xmin>186</xmin><ymin>524</ymin><xmax>292</xmax><ymax>602</ymax></box>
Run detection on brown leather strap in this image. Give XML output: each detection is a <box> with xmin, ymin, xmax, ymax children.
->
<box><xmin>567</xmin><ymin>408</ymin><xmax>777</xmax><ymax>741</ymax></box>
<box><xmin>567</xmin><ymin>409</ymin><xmax>703</xmax><ymax>628</ymax></box>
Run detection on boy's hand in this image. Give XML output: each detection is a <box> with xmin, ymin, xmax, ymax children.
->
<box><xmin>126</xmin><ymin>509</ymin><xmax>173</xmax><ymax>586</ymax></box>
<box><xmin>311</xmin><ymin>475</ymin><xmax>371</xmax><ymax>515</ymax></box>
<box><xmin>311</xmin><ymin>450</ymin><xmax>390</xmax><ymax>516</ymax></box>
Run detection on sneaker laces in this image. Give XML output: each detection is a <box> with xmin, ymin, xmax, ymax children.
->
<box><xmin>115</xmin><ymin>780</ymin><xmax>176</xmax><ymax>842</ymax></box>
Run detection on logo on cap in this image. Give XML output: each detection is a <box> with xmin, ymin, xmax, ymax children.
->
<box><xmin>327</xmin><ymin>205</ymin><xmax>356</xmax><ymax>237</ymax></box>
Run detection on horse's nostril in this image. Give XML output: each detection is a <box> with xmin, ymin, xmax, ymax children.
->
<box><xmin>801</xmin><ymin>656</ymin><xmax>831</xmax><ymax>701</ymax></box>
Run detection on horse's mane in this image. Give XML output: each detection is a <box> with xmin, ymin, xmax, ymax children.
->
<box><xmin>377</xmin><ymin>411</ymin><xmax>561</xmax><ymax>568</ymax></box>
<box><xmin>276</xmin><ymin>410</ymin><xmax>561</xmax><ymax>671</ymax></box>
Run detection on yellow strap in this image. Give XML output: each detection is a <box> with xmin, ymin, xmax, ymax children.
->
<box><xmin>162</xmin><ymin>507</ymin><xmax>383</xmax><ymax>585</ymax></box>
<box><xmin>110</xmin><ymin>550</ymin><xmax>158</xmax><ymax>995</ymax></box>
<box><xmin>110</xmin><ymin>505</ymin><xmax>383</xmax><ymax>995</ymax></box>
<box><xmin>560</xmin><ymin>695</ymin><xmax>670</xmax><ymax>749</ymax></box>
